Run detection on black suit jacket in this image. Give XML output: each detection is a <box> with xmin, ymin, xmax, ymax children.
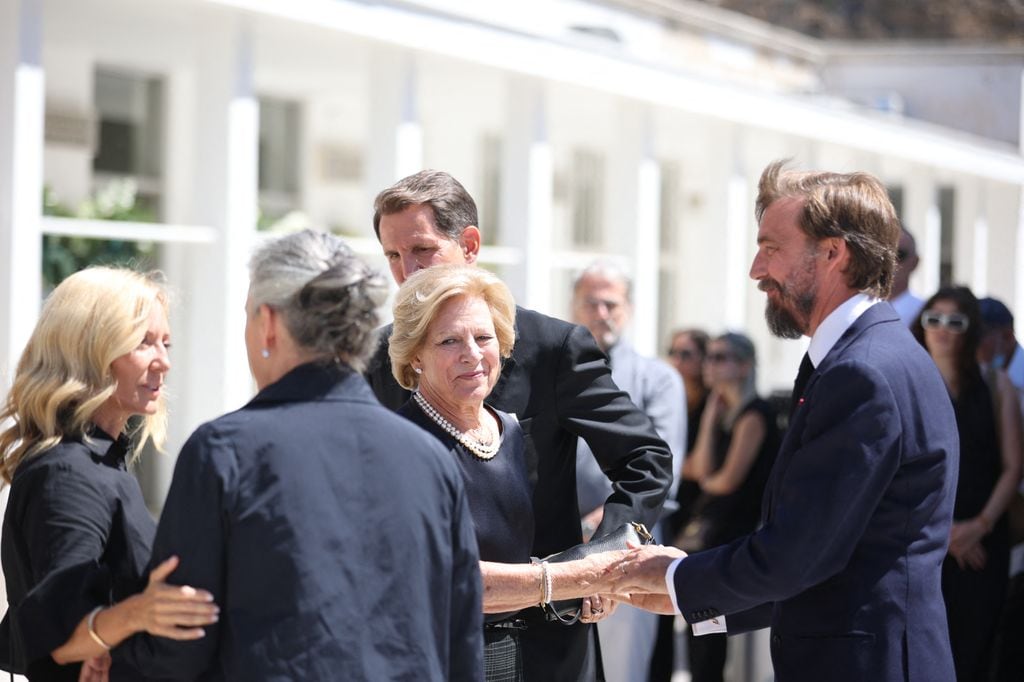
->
<box><xmin>368</xmin><ymin>306</ymin><xmax>672</xmax><ymax>681</ymax></box>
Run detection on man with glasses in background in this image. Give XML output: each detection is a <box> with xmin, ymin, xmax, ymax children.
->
<box><xmin>888</xmin><ymin>226</ymin><xmax>925</xmax><ymax>326</ymax></box>
<box><xmin>570</xmin><ymin>261</ymin><xmax>685</xmax><ymax>682</ymax></box>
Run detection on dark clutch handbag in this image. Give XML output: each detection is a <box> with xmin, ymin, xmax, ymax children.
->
<box><xmin>537</xmin><ymin>521</ymin><xmax>654</xmax><ymax>625</ymax></box>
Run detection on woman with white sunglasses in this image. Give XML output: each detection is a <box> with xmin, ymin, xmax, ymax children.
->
<box><xmin>913</xmin><ymin>285</ymin><xmax>1022</xmax><ymax>682</ymax></box>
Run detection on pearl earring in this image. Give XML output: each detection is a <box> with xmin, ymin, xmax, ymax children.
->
<box><xmin>414</xmin><ymin>367</ymin><xmax>422</xmax><ymax>374</ymax></box>
<box><xmin>261</xmin><ymin>349</ymin><xmax>270</xmax><ymax>359</ymax></box>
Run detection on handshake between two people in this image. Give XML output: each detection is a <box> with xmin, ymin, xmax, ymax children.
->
<box><xmin>564</xmin><ymin>543</ymin><xmax>688</xmax><ymax>620</ymax></box>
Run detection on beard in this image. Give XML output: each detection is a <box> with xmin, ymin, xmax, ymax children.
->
<box><xmin>760</xmin><ymin>254</ymin><xmax>818</xmax><ymax>339</ymax></box>
<box><xmin>764</xmin><ymin>291</ymin><xmax>813</xmax><ymax>339</ymax></box>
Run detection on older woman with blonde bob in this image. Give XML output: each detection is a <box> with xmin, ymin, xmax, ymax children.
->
<box><xmin>391</xmin><ymin>264</ymin><xmax>618</xmax><ymax>682</ymax></box>
<box><xmin>0</xmin><ymin>268</ymin><xmax>218</xmax><ymax>681</ymax></box>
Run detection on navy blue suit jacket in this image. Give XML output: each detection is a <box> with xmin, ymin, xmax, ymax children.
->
<box><xmin>121</xmin><ymin>363</ymin><xmax>483</xmax><ymax>681</ymax></box>
<box><xmin>673</xmin><ymin>303</ymin><xmax>958</xmax><ymax>682</ymax></box>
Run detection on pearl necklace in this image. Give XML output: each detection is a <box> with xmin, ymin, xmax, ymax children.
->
<box><xmin>413</xmin><ymin>391</ymin><xmax>502</xmax><ymax>461</ymax></box>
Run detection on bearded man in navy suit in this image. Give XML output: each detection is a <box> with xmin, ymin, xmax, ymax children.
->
<box><xmin>599</xmin><ymin>160</ymin><xmax>959</xmax><ymax>682</ymax></box>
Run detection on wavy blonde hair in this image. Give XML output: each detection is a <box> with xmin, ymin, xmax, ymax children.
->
<box><xmin>0</xmin><ymin>267</ymin><xmax>169</xmax><ymax>483</ymax></box>
<box><xmin>389</xmin><ymin>265</ymin><xmax>516</xmax><ymax>390</ymax></box>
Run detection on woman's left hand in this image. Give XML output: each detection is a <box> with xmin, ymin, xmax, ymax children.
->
<box><xmin>579</xmin><ymin>594</ymin><xmax>617</xmax><ymax>623</ymax></box>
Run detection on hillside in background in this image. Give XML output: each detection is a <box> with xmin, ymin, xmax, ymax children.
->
<box><xmin>695</xmin><ymin>0</ymin><xmax>1024</xmax><ymax>42</ymax></box>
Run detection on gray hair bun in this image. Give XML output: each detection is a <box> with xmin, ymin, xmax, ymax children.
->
<box><xmin>250</xmin><ymin>229</ymin><xmax>387</xmax><ymax>370</ymax></box>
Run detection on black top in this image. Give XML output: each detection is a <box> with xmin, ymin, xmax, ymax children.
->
<box><xmin>119</xmin><ymin>362</ymin><xmax>483</xmax><ymax>682</ymax></box>
<box><xmin>399</xmin><ymin>401</ymin><xmax>535</xmax><ymax>622</ymax></box>
<box><xmin>671</xmin><ymin>394</ymin><xmax>709</xmax><ymax>536</ymax></box>
<box><xmin>367</xmin><ymin>307</ymin><xmax>672</xmax><ymax>682</ymax></box>
<box><xmin>0</xmin><ymin>427</ymin><xmax>156</xmax><ymax>681</ymax></box>
<box><xmin>951</xmin><ymin>378</ymin><xmax>1009</xmax><ymax>544</ymax></box>
<box><xmin>691</xmin><ymin>397</ymin><xmax>779</xmax><ymax>550</ymax></box>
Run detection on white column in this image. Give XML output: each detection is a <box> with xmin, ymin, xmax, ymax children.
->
<box><xmin>904</xmin><ymin>171</ymin><xmax>940</xmax><ymax>296</ymax></box>
<box><xmin>605</xmin><ymin>102</ymin><xmax>660</xmax><ymax>356</ymax></box>
<box><xmin>170</xmin><ymin>14</ymin><xmax>257</xmax><ymax>509</ymax></box>
<box><xmin>951</xmin><ymin>179</ymin><xmax>979</xmax><ymax>290</ymax></box>
<box><xmin>0</xmin><ymin>0</ymin><xmax>43</xmax><ymax>388</ymax></box>
<box><xmin>0</xmin><ymin>0</ymin><xmax>42</xmax><ymax>634</ymax></box>
<box><xmin>365</xmin><ymin>46</ymin><xmax>422</xmax><ymax>224</ymax></box>
<box><xmin>1016</xmin><ymin>187</ymin><xmax>1024</xmax><ymax>333</ymax></box>
<box><xmin>984</xmin><ymin>182</ymin><xmax>1022</xmax><ymax>304</ymax></box>
<box><xmin>137</xmin><ymin>67</ymin><xmax>199</xmax><ymax>508</ymax></box>
<box><xmin>723</xmin><ymin>170</ymin><xmax>751</xmax><ymax>331</ymax></box>
<box><xmin>972</xmin><ymin>214</ymin><xmax>989</xmax><ymax>297</ymax></box>
<box><xmin>500</xmin><ymin>77</ymin><xmax>552</xmax><ymax>311</ymax></box>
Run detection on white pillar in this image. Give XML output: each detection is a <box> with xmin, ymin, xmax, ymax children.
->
<box><xmin>1016</xmin><ymin>187</ymin><xmax>1024</xmax><ymax>332</ymax></box>
<box><xmin>170</xmin><ymin>14</ymin><xmax>257</xmax><ymax>509</ymax></box>
<box><xmin>365</xmin><ymin>46</ymin><xmax>422</xmax><ymax>225</ymax></box>
<box><xmin>723</xmin><ymin>170</ymin><xmax>751</xmax><ymax>331</ymax></box>
<box><xmin>904</xmin><ymin>172</ymin><xmax>940</xmax><ymax>296</ymax></box>
<box><xmin>972</xmin><ymin>214</ymin><xmax>989</xmax><ymax>297</ymax></box>
<box><xmin>500</xmin><ymin>77</ymin><xmax>553</xmax><ymax>311</ymax></box>
<box><xmin>0</xmin><ymin>0</ymin><xmax>42</xmax><ymax>634</ymax></box>
<box><xmin>0</xmin><ymin>0</ymin><xmax>43</xmax><ymax>388</ymax></box>
<box><xmin>605</xmin><ymin>102</ymin><xmax>660</xmax><ymax>356</ymax></box>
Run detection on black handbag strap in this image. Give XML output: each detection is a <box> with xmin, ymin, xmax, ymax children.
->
<box><xmin>543</xmin><ymin>602</ymin><xmax>581</xmax><ymax>625</ymax></box>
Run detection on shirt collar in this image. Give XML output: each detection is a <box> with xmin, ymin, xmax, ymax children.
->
<box><xmin>807</xmin><ymin>292</ymin><xmax>881</xmax><ymax>368</ymax></box>
<box><xmin>606</xmin><ymin>339</ymin><xmax>632</xmax><ymax>365</ymax></box>
<box><xmin>83</xmin><ymin>424</ymin><xmax>131</xmax><ymax>470</ymax></box>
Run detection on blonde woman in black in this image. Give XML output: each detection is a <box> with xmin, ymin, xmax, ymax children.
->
<box><xmin>0</xmin><ymin>268</ymin><xmax>218</xmax><ymax>681</ymax></box>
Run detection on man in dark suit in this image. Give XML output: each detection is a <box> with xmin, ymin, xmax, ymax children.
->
<box><xmin>602</xmin><ymin>161</ymin><xmax>959</xmax><ymax>682</ymax></box>
<box><xmin>364</xmin><ymin>170</ymin><xmax>673</xmax><ymax>681</ymax></box>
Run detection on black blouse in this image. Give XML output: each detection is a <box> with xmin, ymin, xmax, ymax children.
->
<box><xmin>0</xmin><ymin>427</ymin><xmax>156</xmax><ymax>681</ymax></box>
<box><xmin>399</xmin><ymin>401</ymin><xmax>535</xmax><ymax>622</ymax></box>
<box><xmin>693</xmin><ymin>397</ymin><xmax>779</xmax><ymax>550</ymax></box>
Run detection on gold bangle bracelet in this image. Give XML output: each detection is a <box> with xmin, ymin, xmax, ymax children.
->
<box><xmin>86</xmin><ymin>606</ymin><xmax>112</xmax><ymax>651</ymax></box>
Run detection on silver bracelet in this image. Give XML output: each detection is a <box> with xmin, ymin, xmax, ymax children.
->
<box><xmin>86</xmin><ymin>606</ymin><xmax>112</xmax><ymax>651</ymax></box>
<box><xmin>539</xmin><ymin>561</ymin><xmax>552</xmax><ymax>606</ymax></box>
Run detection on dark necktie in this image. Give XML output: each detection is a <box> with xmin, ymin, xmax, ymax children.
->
<box><xmin>790</xmin><ymin>353</ymin><xmax>814</xmax><ymax>419</ymax></box>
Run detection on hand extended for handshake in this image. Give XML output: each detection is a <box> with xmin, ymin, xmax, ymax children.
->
<box><xmin>575</xmin><ymin>544</ymin><xmax>688</xmax><ymax>620</ymax></box>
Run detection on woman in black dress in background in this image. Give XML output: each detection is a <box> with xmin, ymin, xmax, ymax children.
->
<box><xmin>675</xmin><ymin>332</ymin><xmax>779</xmax><ymax>682</ymax></box>
<box><xmin>913</xmin><ymin>286</ymin><xmax>1022</xmax><ymax>682</ymax></box>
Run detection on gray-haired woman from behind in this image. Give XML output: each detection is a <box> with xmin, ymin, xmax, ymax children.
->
<box><xmin>119</xmin><ymin>229</ymin><xmax>484</xmax><ymax>681</ymax></box>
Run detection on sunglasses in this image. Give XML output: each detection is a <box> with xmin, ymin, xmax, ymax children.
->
<box><xmin>668</xmin><ymin>348</ymin><xmax>697</xmax><ymax>361</ymax></box>
<box><xmin>920</xmin><ymin>310</ymin><xmax>970</xmax><ymax>334</ymax></box>
<box><xmin>705</xmin><ymin>352</ymin><xmax>738</xmax><ymax>364</ymax></box>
